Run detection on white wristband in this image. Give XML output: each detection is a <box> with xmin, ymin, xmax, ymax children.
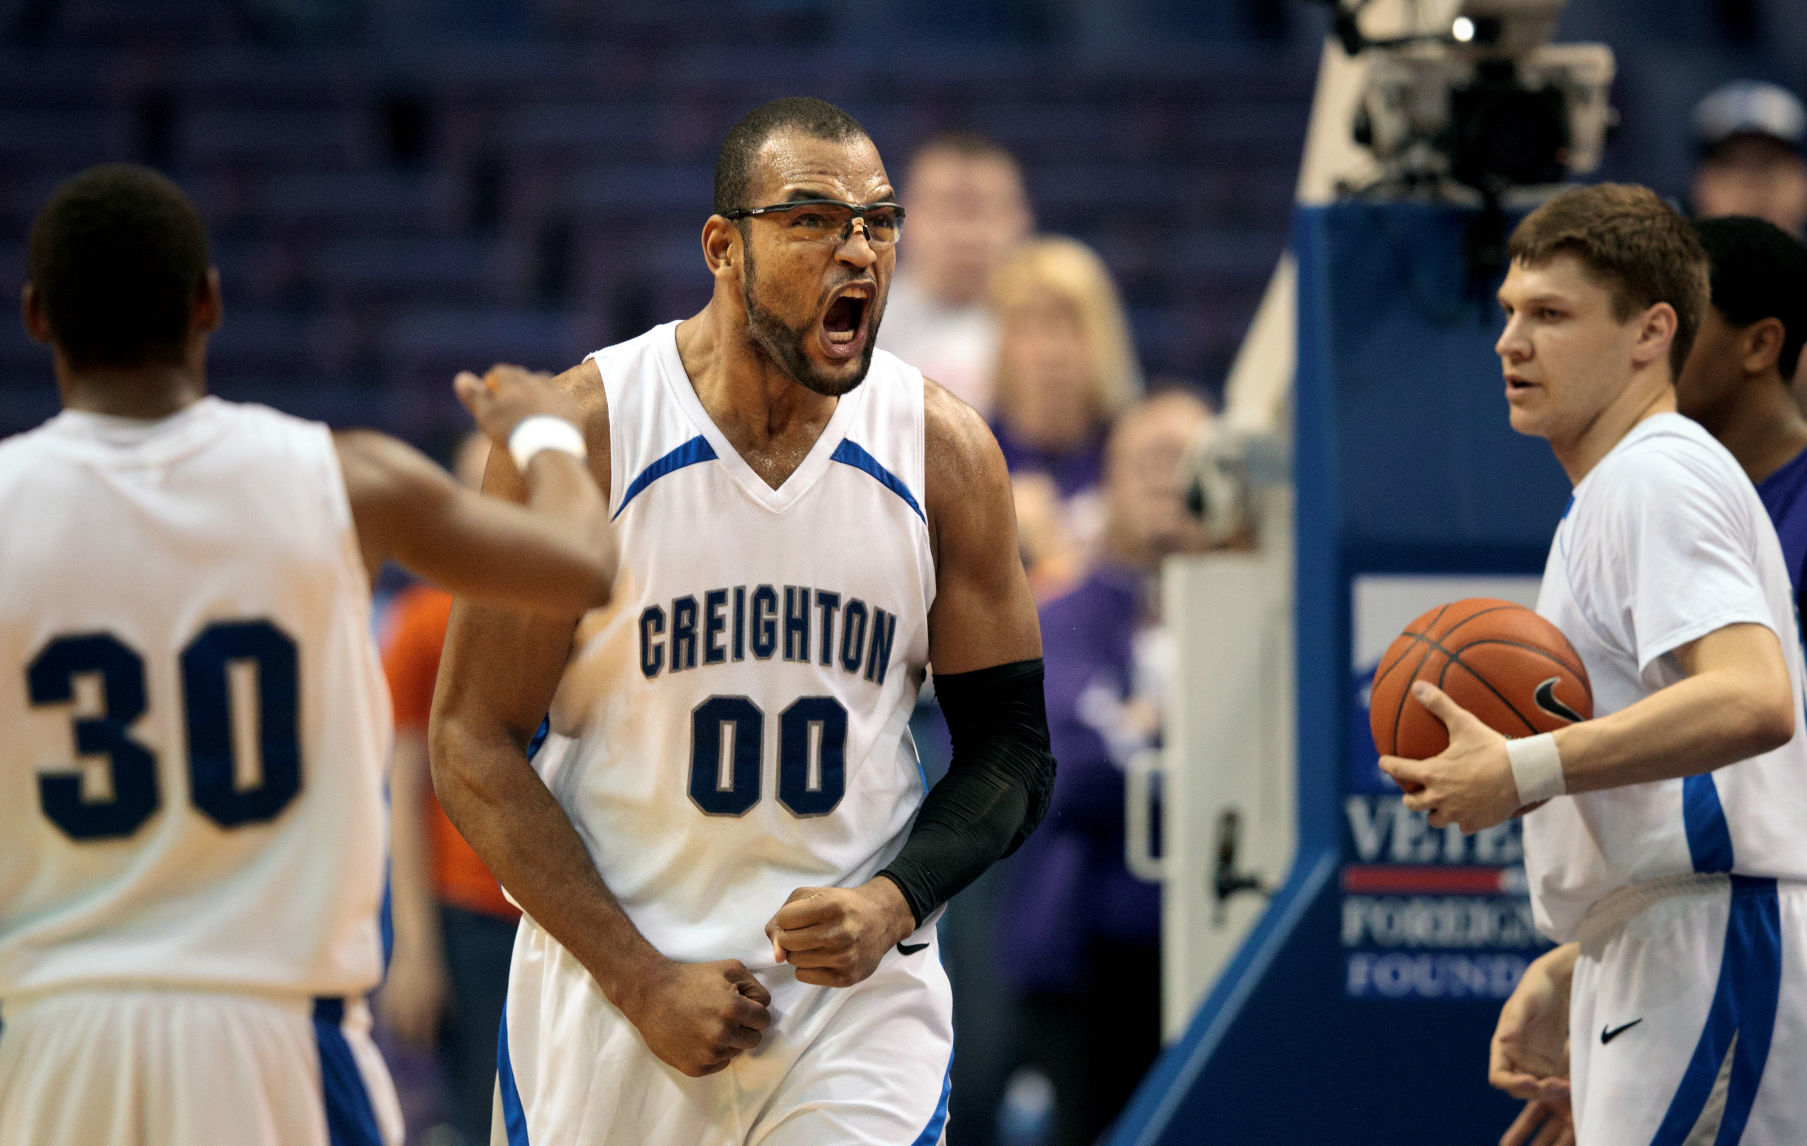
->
<box><xmin>1507</xmin><ymin>733</ymin><xmax>1566</xmax><ymax>807</ymax></box>
<box><xmin>507</xmin><ymin>416</ymin><xmax>587</xmax><ymax>472</ymax></box>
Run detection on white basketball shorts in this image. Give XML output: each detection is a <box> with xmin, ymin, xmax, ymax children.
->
<box><xmin>1569</xmin><ymin>874</ymin><xmax>1807</xmax><ymax>1146</ymax></box>
<box><xmin>0</xmin><ymin>986</ymin><xmax>403</xmax><ymax>1146</ymax></box>
<box><xmin>493</xmin><ymin>915</ymin><xmax>954</xmax><ymax>1146</ymax></box>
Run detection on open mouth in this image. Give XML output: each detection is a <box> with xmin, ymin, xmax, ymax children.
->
<box><xmin>819</xmin><ymin>287</ymin><xmax>872</xmax><ymax>359</ymax></box>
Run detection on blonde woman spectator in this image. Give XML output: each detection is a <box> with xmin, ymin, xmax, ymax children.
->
<box><xmin>989</xmin><ymin>236</ymin><xmax>1144</xmax><ymax>597</ymax></box>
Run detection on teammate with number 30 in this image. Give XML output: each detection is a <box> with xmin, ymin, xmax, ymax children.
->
<box><xmin>0</xmin><ymin>165</ymin><xmax>617</xmax><ymax>1146</ymax></box>
<box><xmin>432</xmin><ymin>98</ymin><xmax>1055</xmax><ymax>1146</ymax></box>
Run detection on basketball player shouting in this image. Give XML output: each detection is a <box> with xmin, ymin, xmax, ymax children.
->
<box><xmin>1378</xmin><ymin>185</ymin><xmax>1807</xmax><ymax>1145</ymax></box>
<box><xmin>431</xmin><ymin>98</ymin><xmax>1054</xmax><ymax>1145</ymax></box>
<box><xmin>0</xmin><ymin>165</ymin><xmax>619</xmax><ymax>1145</ymax></box>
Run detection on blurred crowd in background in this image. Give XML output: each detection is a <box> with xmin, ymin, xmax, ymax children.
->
<box><xmin>5</xmin><ymin>1</ymin><xmax>1807</xmax><ymax>1143</ymax></box>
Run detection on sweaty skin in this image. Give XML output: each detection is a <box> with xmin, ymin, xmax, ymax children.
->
<box><xmin>430</xmin><ymin>129</ymin><xmax>1041</xmax><ymax>1079</ymax></box>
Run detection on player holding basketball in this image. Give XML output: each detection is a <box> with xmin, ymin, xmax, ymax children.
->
<box><xmin>0</xmin><ymin>164</ymin><xmax>617</xmax><ymax>1146</ymax></box>
<box><xmin>430</xmin><ymin>97</ymin><xmax>1054</xmax><ymax>1145</ymax></box>
<box><xmin>1378</xmin><ymin>184</ymin><xmax>1807</xmax><ymax>1146</ymax></box>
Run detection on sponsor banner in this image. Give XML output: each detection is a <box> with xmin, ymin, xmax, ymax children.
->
<box><xmin>1340</xmin><ymin>890</ymin><xmax>1541</xmax><ymax>949</ymax></box>
<box><xmin>1343</xmin><ymin>793</ymin><xmax>1524</xmax><ymax>865</ymax></box>
<box><xmin>1345</xmin><ymin>951</ymin><xmax>1533</xmax><ymax>1000</ymax></box>
<box><xmin>1344</xmin><ymin>576</ymin><xmax>1551</xmax><ymax>1000</ymax></box>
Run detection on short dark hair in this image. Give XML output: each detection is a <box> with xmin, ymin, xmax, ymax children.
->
<box><xmin>1507</xmin><ymin>183</ymin><xmax>1710</xmax><ymax>377</ymax></box>
<box><xmin>1692</xmin><ymin>215</ymin><xmax>1807</xmax><ymax>378</ymax></box>
<box><xmin>712</xmin><ymin>97</ymin><xmax>870</xmax><ymax>216</ymax></box>
<box><xmin>27</xmin><ymin>163</ymin><xmax>211</xmax><ymax>370</ymax></box>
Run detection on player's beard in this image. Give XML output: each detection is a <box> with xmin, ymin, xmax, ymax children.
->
<box><xmin>741</xmin><ymin>252</ymin><xmax>877</xmax><ymax>398</ymax></box>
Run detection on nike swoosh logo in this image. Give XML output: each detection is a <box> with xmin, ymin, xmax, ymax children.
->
<box><xmin>1534</xmin><ymin>677</ymin><xmax>1583</xmax><ymax>724</ymax></box>
<box><xmin>896</xmin><ymin>941</ymin><xmax>930</xmax><ymax>955</ymax></box>
<box><xmin>1600</xmin><ymin>1019</ymin><xmax>1642</xmax><ymax>1044</ymax></box>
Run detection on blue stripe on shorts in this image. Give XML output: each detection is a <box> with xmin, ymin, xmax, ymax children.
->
<box><xmin>497</xmin><ymin>1005</ymin><xmax>531</xmax><ymax>1145</ymax></box>
<box><xmin>312</xmin><ymin>997</ymin><xmax>383</xmax><ymax>1146</ymax></box>
<box><xmin>1649</xmin><ymin>876</ymin><xmax>1782</xmax><ymax>1145</ymax></box>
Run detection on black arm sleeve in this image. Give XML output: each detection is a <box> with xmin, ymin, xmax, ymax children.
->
<box><xmin>876</xmin><ymin>658</ymin><xmax>1057</xmax><ymax>926</ymax></box>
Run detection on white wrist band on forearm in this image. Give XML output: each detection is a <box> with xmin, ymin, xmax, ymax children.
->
<box><xmin>508</xmin><ymin>416</ymin><xmax>587</xmax><ymax>472</ymax></box>
<box><xmin>1507</xmin><ymin>733</ymin><xmax>1566</xmax><ymax>806</ymax></box>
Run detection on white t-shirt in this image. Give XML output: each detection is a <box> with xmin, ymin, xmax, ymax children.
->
<box><xmin>1525</xmin><ymin>413</ymin><xmax>1807</xmax><ymax>941</ymax></box>
<box><xmin>876</xmin><ymin>272</ymin><xmax>998</xmax><ymax>417</ymax></box>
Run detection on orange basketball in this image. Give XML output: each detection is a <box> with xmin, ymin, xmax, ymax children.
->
<box><xmin>1369</xmin><ymin>598</ymin><xmax>1593</xmax><ymax>761</ymax></box>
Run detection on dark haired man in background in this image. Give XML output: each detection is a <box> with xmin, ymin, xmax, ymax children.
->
<box><xmin>878</xmin><ymin>130</ymin><xmax>1033</xmax><ymax>418</ymax></box>
<box><xmin>432</xmin><ymin>97</ymin><xmax>1055</xmax><ymax>1145</ymax></box>
<box><xmin>1678</xmin><ymin>215</ymin><xmax>1807</xmax><ymax>603</ymax></box>
<box><xmin>0</xmin><ymin>163</ymin><xmax>615</xmax><ymax>1146</ymax></box>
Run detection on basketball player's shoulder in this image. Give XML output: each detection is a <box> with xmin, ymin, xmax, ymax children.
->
<box><xmin>1580</xmin><ymin>416</ymin><xmax>1724</xmax><ymax>507</ymax></box>
<box><xmin>551</xmin><ymin>355</ymin><xmax>610</xmax><ymax>458</ymax></box>
<box><xmin>922</xmin><ymin>376</ymin><xmax>1007</xmax><ymax>491</ymax></box>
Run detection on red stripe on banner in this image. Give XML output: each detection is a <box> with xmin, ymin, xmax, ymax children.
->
<box><xmin>1340</xmin><ymin>866</ymin><xmax>1508</xmax><ymax>894</ymax></box>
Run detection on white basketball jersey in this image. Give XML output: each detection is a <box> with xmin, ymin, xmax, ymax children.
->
<box><xmin>540</xmin><ymin>322</ymin><xmax>935</xmax><ymax>970</ymax></box>
<box><xmin>1525</xmin><ymin>414</ymin><xmax>1807</xmax><ymax>941</ymax></box>
<box><xmin>0</xmin><ymin>398</ymin><xmax>392</xmax><ymax>999</ymax></box>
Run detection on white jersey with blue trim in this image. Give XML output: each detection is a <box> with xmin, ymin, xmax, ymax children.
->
<box><xmin>539</xmin><ymin>321</ymin><xmax>935</xmax><ymax>971</ymax></box>
<box><xmin>1524</xmin><ymin>413</ymin><xmax>1807</xmax><ymax>942</ymax></box>
<box><xmin>0</xmin><ymin>397</ymin><xmax>393</xmax><ymax>999</ymax></box>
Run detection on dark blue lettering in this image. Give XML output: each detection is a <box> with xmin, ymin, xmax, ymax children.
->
<box><xmin>181</xmin><ymin>621</ymin><xmax>301</xmax><ymax>829</ymax></box>
<box><xmin>688</xmin><ymin>696</ymin><xmax>762</xmax><ymax>816</ymax></box>
<box><xmin>865</xmin><ymin>607</ymin><xmax>897</xmax><ymax>685</ymax></box>
<box><xmin>814</xmin><ymin>591</ymin><xmax>841</xmax><ymax>666</ymax></box>
<box><xmin>751</xmin><ymin>586</ymin><xmax>778</xmax><ymax>660</ymax></box>
<box><xmin>28</xmin><ymin>633</ymin><xmax>160</xmax><ymax>840</ymax></box>
<box><xmin>703</xmin><ymin>589</ymin><xmax>728</xmax><ymax>665</ymax></box>
<box><xmin>783</xmin><ymin>586</ymin><xmax>810</xmax><ymax>663</ymax></box>
<box><xmin>778</xmin><ymin>696</ymin><xmax>848</xmax><ymax>816</ymax></box>
<box><xmin>639</xmin><ymin>606</ymin><xmax>666</xmax><ymax>679</ymax></box>
<box><xmin>732</xmin><ymin>587</ymin><xmax>747</xmax><ymax>661</ymax></box>
<box><xmin>840</xmin><ymin>599</ymin><xmax>869</xmax><ymax>673</ymax></box>
<box><xmin>671</xmin><ymin>596</ymin><xmax>699</xmax><ymax>672</ymax></box>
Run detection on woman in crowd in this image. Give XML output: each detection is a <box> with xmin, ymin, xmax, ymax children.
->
<box><xmin>988</xmin><ymin>236</ymin><xmax>1144</xmax><ymax>598</ymax></box>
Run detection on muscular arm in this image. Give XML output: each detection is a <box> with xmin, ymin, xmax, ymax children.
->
<box><xmin>876</xmin><ymin>384</ymin><xmax>1050</xmax><ymax>909</ymax></box>
<box><xmin>430</xmin><ymin>361</ymin><xmax>768</xmax><ymax>1076</ymax></box>
<box><xmin>920</xmin><ymin>381</ymin><xmax>1044</xmax><ymax>672</ymax></box>
<box><xmin>337</xmin><ymin>430</ymin><xmax>611</xmax><ymax>616</ymax></box>
<box><xmin>429</xmin><ymin>363</ymin><xmax>654</xmax><ymax>990</ymax></box>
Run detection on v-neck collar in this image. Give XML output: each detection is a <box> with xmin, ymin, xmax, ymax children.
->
<box><xmin>652</xmin><ymin>321</ymin><xmax>863</xmax><ymax>515</ymax></box>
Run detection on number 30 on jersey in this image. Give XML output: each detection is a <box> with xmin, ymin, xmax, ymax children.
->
<box><xmin>26</xmin><ymin>619</ymin><xmax>301</xmax><ymax>841</ymax></box>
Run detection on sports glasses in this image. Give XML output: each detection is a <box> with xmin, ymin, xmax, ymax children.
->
<box><xmin>721</xmin><ymin>198</ymin><xmax>905</xmax><ymax>249</ymax></box>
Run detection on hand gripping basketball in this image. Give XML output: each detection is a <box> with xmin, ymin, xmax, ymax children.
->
<box><xmin>1379</xmin><ymin>682</ymin><xmax>1524</xmax><ymax>833</ymax></box>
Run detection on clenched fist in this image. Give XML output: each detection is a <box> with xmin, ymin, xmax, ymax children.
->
<box><xmin>765</xmin><ymin>880</ymin><xmax>916</xmax><ymax>988</ymax></box>
<box><xmin>617</xmin><ymin>958</ymin><xmax>772</xmax><ymax>1077</ymax></box>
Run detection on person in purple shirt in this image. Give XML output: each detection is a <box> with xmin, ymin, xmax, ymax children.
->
<box><xmin>992</xmin><ymin>390</ymin><xmax>1215</xmax><ymax>1146</ymax></box>
<box><xmin>1677</xmin><ymin>216</ymin><xmax>1807</xmax><ymax>603</ymax></box>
